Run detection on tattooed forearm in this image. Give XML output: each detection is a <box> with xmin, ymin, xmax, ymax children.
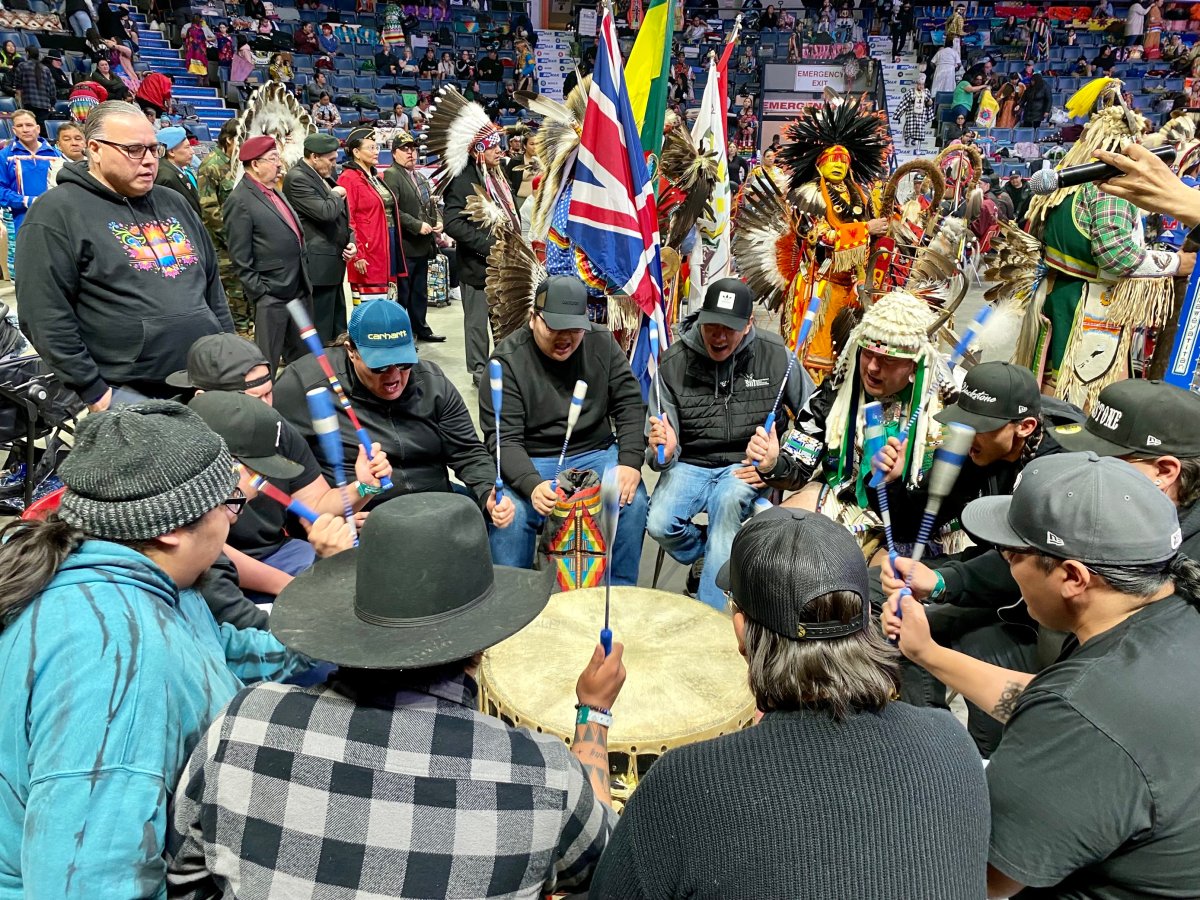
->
<box><xmin>572</xmin><ymin>722</ymin><xmax>612</xmax><ymax>805</ymax></box>
<box><xmin>991</xmin><ymin>680</ymin><xmax>1025</xmax><ymax>723</ymax></box>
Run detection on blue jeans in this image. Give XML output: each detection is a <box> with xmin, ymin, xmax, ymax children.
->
<box><xmin>647</xmin><ymin>461</ymin><xmax>766</xmax><ymax>611</ymax></box>
<box><xmin>488</xmin><ymin>443</ymin><xmax>648</xmax><ymax>586</ymax></box>
<box><xmin>68</xmin><ymin>10</ymin><xmax>92</xmax><ymax>36</ymax></box>
<box><xmin>244</xmin><ymin>538</ymin><xmax>317</xmax><ymax>604</ymax></box>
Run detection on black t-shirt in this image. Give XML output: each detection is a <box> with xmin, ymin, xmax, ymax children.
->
<box><xmin>227</xmin><ymin>419</ymin><xmax>323</xmax><ymax>559</ymax></box>
<box><xmin>987</xmin><ymin>594</ymin><xmax>1200</xmax><ymax>898</ymax></box>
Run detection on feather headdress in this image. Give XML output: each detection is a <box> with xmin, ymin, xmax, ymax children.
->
<box><xmin>231</xmin><ymin>82</ymin><xmax>314</xmax><ymax>184</ymax></box>
<box><xmin>519</xmin><ymin>78</ymin><xmax>591</xmax><ymax>240</ymax></box>
<box><xmin>778</xmin><ymin>96</ymin><xmax>889</xmax><ymax>192</ymax></box>
<box><xmin>658</xmin><ymin>110</ymin><xmax>719</xmax><ymax>250</ymax></box>
<box><xmin>423</xmin><ymin>85</ymin><xmax>503</xmax><ymax>194</ymax></box>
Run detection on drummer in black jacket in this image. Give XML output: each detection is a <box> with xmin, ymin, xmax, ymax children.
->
<box><xmin>273</xmin><ymin>299</ymin><xmax>514</xmax><ymax>527</ymax></box>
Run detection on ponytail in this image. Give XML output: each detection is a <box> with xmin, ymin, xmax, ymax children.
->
<box><xmin>0</xmin><ymin>517</ymin><xmax>86</xmax><ymax>632</ymax></box>
<box><xmin>1170</xmin><ymin>554</ymin><xmax>1200</xmax><ymax>606</ymax></box>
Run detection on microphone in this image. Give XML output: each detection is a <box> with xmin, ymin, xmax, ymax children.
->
<box><xmin>1028</xmin><ymin>146</ymin><xmax>1176</xmax><ymax>195</ymax></box>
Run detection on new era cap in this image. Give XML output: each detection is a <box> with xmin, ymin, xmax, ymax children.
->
<box><xmin>188</xmin><ymin>391</ymin><xmax>305</xmax><ymax>480</ymax></box>
<box><xmin>697</xmin><ymin>277</ymin><xmax>754</xmax><ymax>330</ymax></box>
<box><xmin>1054</xmin><ymin>379</ymin><xmax>1200</xmax><ymax>458</ymax></box>
<box><xmin>716</xmin><ymin>507</ymin><xmax>871</xmax><ymax>640</ymax></box>
<box><xmin>167</xmin><ymin>334</ymin><xmax>271</xmax><ymax>391</ymax></box>
<box><xmin>348</xmin><ymin>300</ymin><xmax>419</xmax><ymax>370</ymax></box>
<box><xmin>962</xmin><ymin>452</ymin><xmax>1181</xmax><ymax>565</ymax></box>
<box><xmin>534</xmin><ymin>275</ymin><xmax>592</xmax><ymax>331</ymax></box>
<box><xmin>935</xmin><ymin>361</ymin><xmax>1041</xmax><ymax>432</ymax></box>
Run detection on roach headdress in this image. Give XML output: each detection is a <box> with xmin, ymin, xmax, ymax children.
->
<box><xmin>779</xmin><ymin>96</ymin><xmax>889</xmax><ymax>192</ymax></box>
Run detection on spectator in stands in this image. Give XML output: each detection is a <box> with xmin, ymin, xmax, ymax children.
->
<box><xmin>339</xmin><ymin>128</ymin><xmax>406</xmax><ymax>306</ymax></box>
<box><xmin>232</xmin><ymin>38</ymin><xmax>257</xmax><ymax>87</ymax></box>
<box><xmin>375</xmin><ymin>42</ymin><xmax>402</xmax><ymax>79</ymax></box>
<box><xmin>1021</xmin><ymin>72</ymin><xmax>1051</xmax><ymax>127</ymax></box>
<box><xmin>268</xmin><ymin>51</ymin><xmax>293</xmax><ymax>88</ymax></box>
<box><xmin>256</xmin><ymin>16</ymin><xmax>277</xmax><ymax>39</ymax></box>
<box><xmin>13</xmin><ymin>49</ymin><xmax>57</xmax><ymax>129</ymax></box>
<box><xmin>684</xmin><ymin>15</ymin><xmax>708</xmax><ymax>42</ymax></box>
<box><xmin>760</xmin><ymin>3</ymin><xmax>780</xmax><ymax>29</ymax></box>
<box><xmin>1072</xmin><ymin>55</ymin><xmax>1093</xmax><ymax>76</ymax></box>
<box><xmin>930</xmin><ymin>40</ymin><xmax>959</xmax><ymax>97</ymax></box>
<box><xmin>997</xmin><ymin>73</ymin><xmax>1022</xmax><ymax>128</ymax></box>
<box><xmin>455</xmin><ymin>48</ymin><xmax>475</xmax><ymax>81</ymax></box>
<box><xmin>892</xmin><ymin>0</ymin><xmax>914</xmax><ymax>56</ymax></box>
<box><xmin>43</xmin><ymin>51</ymin><xmax>72</xmax><ymax>100</ymax></box>
<box><xmin>418</xmin><ymin>47</ymin><xmax>438</xmax><ymax>78</ymax></box>
<box><xmin>312</xmin><ymin>92</ymin><xmax>341</xmax><ymax>128</ymax></box>
<box><xmin>184</xmin><ymin>15</ymin><xmax>210</xmax><ymax>79</ymax></box>
<box><xmin>1093</xmin><ymin>0</ymin><xmax>1114</xmax><ymax>18</ymax></box>
<box><xmin>385</xmin><ymin>131</ymin><xmax>443</xmax><ymax>342</ymax></box>
<box><xmin>398</xmin><ymin>46</ymin><xmax>419</xmax><ymax>75</ymax></box>
<box><xmin>89</xmin><ymin>53</ymin><xmax>130</xmax><ymax>101</ymax></box>
<box><xmin>728</xmin><ymin>143</ymin><xmax>749</xmax><ymax>189</ymax></box>
<box><xmin>53</xmin><ymin>121</ymin><xmax>85</xmax><ymax>164</ymax></box>
<box><xmin>995</xmin><ymin>14</ymin><xmax>1024</xmax><ymax>46</ymax></box>
<box><xmin>293</xmin><ymin>22</ymin><xmax>318</xmax><ymax>54</ymax></box>
<box><xmin>950</xmin><ymin>74</ymin><xmax>985</xmax><ymax>121</ymax></box>
<box><xmin>385</xmin><ymin>101</ymin><xmax>410</xmax><ymax>130</ymax></box>
<box><xmin>590</xmin><ymin>507</ymin><xmax>989</xmax><ymax>899</ymax></box>
<box><xmin>1002</xmin><ymin>171</ymin><xmax>1032</xmax><ymax>222</ymax></box>
<box><xmin>944</xmin><ymin>112</ymin><xmax>967</xmax><ymax>145</ymax></box>
<box><xmin>245</xmin><ymin>0</ymin><xmax>267</xmax><ymax>19</ymax></box>
<box><xmin>216</xmin><ymin>23</ymin><xmax>235</xmax><ymax>82</ymax></box>
<box><xmin>436</xmin><ymin>50</ymin><xmax>454</xmax><ymax>84</ymax></box>
<box><xmin>478</xmin><ymin>46</ymin><xmax>504</xmax><ymax>82</ymax></box>
<box><xmin>19</xmin><ymin>101</ymin><xmax>230</xmax><ymax>409</ymax></box>
<box><xmin>304</xmin><ymin>70</ymin><xmax>329</xmax><ymax>105</ymax></box>
<box><xmin>318</xmin><ymin>23</ymin><xmax>338</xmax><ymax>55</ymax></box>
<box><xmin>0</xmin><ymin>400</ymin><xmax>308</xmax><ymax>899</ymax></box>
<box><xmin>135</xmin><ymin>72</ymin><xmax>174</xmax><ymax>123</ymax></box>
<box><xmin>1094</xmin><ymin>43</ymin><xmax>1118</xmax><ymax>70</ymax></box>
<box><xmin>412</xmin><ymin>93</ymin><xmax>433</xmax><ymax>130</ymax></box>
<box><xmin>0</xmin><ymin>109</ymin><xmax>59</xmax><ymax>238</ymax></box>
<box><xmin>0</xmin><ymin>40</ymin><xmax>17</xmax><ymax>85</ymax></box>
<box><xmin>154</xmin><ymin>126</ymin><xmax>201</xmax><ymax>219</ymax></box>
<box><xmin>463</xmin><ymin>78</ymin><xmax>483</xmax><ymax>103</ymax></box>
<box><xmin>65</xmin><ymin>0</ymin><xmax>95</xmax><ymax>38</ymax></box>
<box><xmin>1127</xmin><ymin>0</ymin><xmax>1149</xmax><ymax>45</ymax></box>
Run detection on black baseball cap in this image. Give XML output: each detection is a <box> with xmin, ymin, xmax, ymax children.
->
<box><xmin>1054</xmin><ymin>379</ymin><xmax>1200</xmax><ymax>458</ymax></box>
<box><xmin>534</xmin><ymin>276</ymin><xmax>592</xmax><ymax>331</ymax></box>
<box><xmin>716</xmin><ymin>507</ymin><xmax>870</xmax><ymax>640</ymax></box>
<box><xmin>167</xmin><ymin>334</ymin><xmax>271</xmax><ymax>391</ymax></box>
<box><xmin>962</xmin><ymin>452</ymin><xmax>1182</xmax><ymax>565</ymax></box>
<box><xmin>935</xmin><ymin>361</ymin><xmax>1041</xmax><ymax>432</ymax></box>
<box><xmin>697</xmin><ymin>277</ymin><xmax>754</xmax><ymax>330</ymax></box>
<box><xmin>188</xmin><ymin>391</ymin><xmax>305</xmax><ymax>480</ymax></box>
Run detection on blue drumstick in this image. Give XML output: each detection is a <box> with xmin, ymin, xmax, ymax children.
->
<box><xmin>305</xmin><ymin>387</ymin><xmax>358</xmax><ymax>547</ymax></box>
<box><xmin>599</xmin><ymin>467</ymin><xmax>621</xmax><ymax>656</ymax></box>
<box><xmin>863</xmin><ymin>401</ymin><xmax>898</xmax><ymax>558</ymax></box>
<box><xmin>649</xmin><ymin>322</ymin><xmax>666</xmax><ymax>466</ymax></box>
<box><xmin>248</xmin><ymin>473</ymin><xmax>321</xmax><ymax>525</ymax></box>
<box><xmin>551</xmin><ymin>380</ymin><xmax>588</xmax><ymax>493</ymax></box>
<box><xmin>489</xmin><ymin>359</ymin><xmax>504</xmax><ymax>505</ymax></box>
<box><xmin>755</xmin><ymin>279</ymin><xmax>823</xmax><ymax>464</ymax></box>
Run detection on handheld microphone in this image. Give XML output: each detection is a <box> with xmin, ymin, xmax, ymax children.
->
<box><xmin>1028</xmin><ymin>145</ymin><xmax>1176</xmax><ymax>196</ymax></box>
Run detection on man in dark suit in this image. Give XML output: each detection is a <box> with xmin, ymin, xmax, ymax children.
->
<box><xmin>153</xmin><ymin>126</ymin><xmax>202</xmax><ymax>219</ymax></box>
<box><xmin>383</xmin><ymin>131</ymin><xmax>444</xmax><ymax>343</ymax></box>
<box><xmin>282</xmin><ymin>133</ymin><xmax>356</xmax><ymax>345</ymax></box>
<box><xmin>223</xmin><ymin>135</ymin><xmax>313</xmax><ymax>368</ymax></box>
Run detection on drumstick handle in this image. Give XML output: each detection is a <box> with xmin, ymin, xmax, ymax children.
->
<box><xmin>600</xmin><ymin>625</ymin><xmax>612</xmax><ymax>656</ymax></box>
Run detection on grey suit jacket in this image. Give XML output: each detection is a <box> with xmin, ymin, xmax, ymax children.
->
<box><xmin>222</xmin><ymin>176</ymin><xmax>312</xmax><ymax>304</ymax></box>
<box><xmin>282</xmin><ymin>160</ymin><xmax>354</xmax><ymax>286</ymax></box>
<box><xmin>383</xmin><ymin>162</ymin><xmax>437</xmax><ymax>260</ymax></box>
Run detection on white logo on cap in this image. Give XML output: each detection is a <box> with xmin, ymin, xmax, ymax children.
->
<box><xmin>960</xmin><ymin>387</ymin><xmax>997</xmax><ymax>404</ymax></box>
<box><xmin>1092</xmin><ymin>402</ymin><xmax>1123</xmax><ymax>432</ymax></box>
<box><xmin>275</xmin><ymin>421</ymin><xmax>283</xmax><ymax>449</ymax></box>
<box><xmin>1146</xmin><ymin>435</ymin><xmax>1162</xmax><ymax>447</ymax></box>
<box><xmin>1018</xmin><ymin>405</ymin><xmax>1028</xmax><ymax>414</ymax></box>
<box><xmin>716</xmin><ymin>290</ymin><xmax>737</xmax><ymax>310</ymax></box>
<box><xmin>1172</xmin><ymin>529</ymin><xmax>1183</xmax><ymax>550</ymax></box>
<box><xmin>1046</xmin><ymin>531</ymin><xmax>1065</xmax><ymax>547</ymax></box>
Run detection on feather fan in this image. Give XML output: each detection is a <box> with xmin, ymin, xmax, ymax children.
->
<box><xmin>485</xmin><ymin>228</ymin><xmax>546</xmax><ymax>343</ymax></box>
<box><xmin>231</xmin><ymin>82</ymin><xmax>314</xmax><ymax>184</ymax></box>
<box><xmin>518</xmin><ymin>79</ymin><xmax>591</xmax><ymax>240</ymax></box>
<box><xmin>731</xmin><ymin>171</ymin><xmax>803</xmax><ymax>311</ymax></box>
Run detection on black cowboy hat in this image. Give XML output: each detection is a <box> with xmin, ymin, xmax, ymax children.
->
<box><xmin>270</xmin><ymin>493</ymin><xmax>553</xmax><ymax>669</ymax></box>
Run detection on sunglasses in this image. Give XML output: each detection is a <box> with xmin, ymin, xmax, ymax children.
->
<box><xmin>368</xmin><ymin>362</ymin><xmax>414</xmax><ymax>375</ymax></box>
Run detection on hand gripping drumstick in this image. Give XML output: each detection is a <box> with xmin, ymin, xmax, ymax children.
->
<box><xmin>249</xmin><ymin>473</ymin><xmax>321</xmax><ymax>525</ymax></box>
<box><xmin>306</xmin><ymin>387</ymin><xmax>359</xmax><ymax>547</ymax></box>
<box><xmin>287</xmin><ymin>299</ymin><xmax>394</xmax><ymax>492</ymax></box>
<box><xmin>863</xmin><ymin>401</ymin><xmax>898</xmax><ymax>574</ymax></box>
<box><xmin>488</xmin><ymin>359</ymin><xmax>504</xmax><ymax>505</ymax></box>
<box><xmin>895</xmin><ymin>422</ymin><xmax>975</xmax><ymax>622</ymax></box>
<box><xmin>599</xmin><ymin>467</ymin><xmax>621</xmax><ymax>657</ymax></box>
<box><xmin>550</xmin><ymin>380</ymin><xmax>588</xmax><ymax>493</ymax></box>
<box><xmin>648</xmin><ymin>323</ymin><xmax>666</xmax><ymax>466</ymax></box>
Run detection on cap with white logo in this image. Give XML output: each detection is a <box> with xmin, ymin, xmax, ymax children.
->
<box><xmin>697</xmin><ymin>277</ymin><xmax>754</xmax><ymax>330</ymax></box>
<box><xmin>936</xmin><ymin>361</ymin><xmax>1042</xmax><ymax>433</ymax></box>
<box><xmin>1055</xmin><ymin>379</ymin><xmax>1200</xmax><ymax>458</ymax></box>
<box><xmin>962</xmin><ymin>452</ymin><xmax>1182</xmax><ymax>566</ymax></box>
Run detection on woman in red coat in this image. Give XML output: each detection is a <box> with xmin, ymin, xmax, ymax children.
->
<box><xmin>338</xmin><ymin>127</ymin><xmax>406</xmax><ymax>305</ymax></box>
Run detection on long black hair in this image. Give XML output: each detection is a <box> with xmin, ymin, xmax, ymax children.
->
<box><xmin>0</xmin><ymin>518</ymin><xmax>89</xmax><ymax>631</ymax></box>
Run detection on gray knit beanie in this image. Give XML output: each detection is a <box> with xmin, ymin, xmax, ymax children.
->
<box><xmin>58</xmin><ymin>400</ymin><xmax>237</xmax><ymax>541</ymax></box>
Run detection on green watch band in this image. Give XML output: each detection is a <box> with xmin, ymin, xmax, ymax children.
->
<box><xmin>930</xmin><ymin>570</ymin><xmax>946</xmax><ymax>601</ymax></box>
<box><xmin>357</xmin><ymin>481</ymin><xmax>383</xmax><ymax>498</ymax></box>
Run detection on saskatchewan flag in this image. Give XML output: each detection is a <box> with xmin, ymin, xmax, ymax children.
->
<box><xmin>624</xmin><ymin>0</ymin><xmax>675</xmax><ymax>159</ymax></box>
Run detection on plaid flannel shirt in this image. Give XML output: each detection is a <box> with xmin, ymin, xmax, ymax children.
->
<box><xmin>1078</xmin><ymin>182</ymin><xmax>1177</xmax><ymax>279</ymax></box>
<box><xmin>15</xmin><ymin>60</ymin><xmax>56</xmax><ymax>111</ymax></box>
<box><xmin>166</xmin><ymin>673</ymin><xmax>616</xmax><ymax>899</ymax></box>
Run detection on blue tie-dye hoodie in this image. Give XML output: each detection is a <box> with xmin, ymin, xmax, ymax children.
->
<box><xmin>0</xmin><ymin>540</ymin><xmax>307</xmax><ymax>899</ymax></box>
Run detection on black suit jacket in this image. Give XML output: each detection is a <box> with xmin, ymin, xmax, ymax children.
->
<box><xmin>282</xmin><ymin>160</ymin><xmax>353</xmax><ymax>286</ymax></box>
<box><xmin>383</xmin><ymin>162</ymin><xmax>436</xmax><ymax>260</ymax></box>
<box><xmin>222</xmin><ymin>176</ymin><xmax>311</xmax><ymax>304</ymax></box>
<box><xmin>154</xmin><ymin>162</ymin><xmax>203</xmax><ymax>220</ymax></box>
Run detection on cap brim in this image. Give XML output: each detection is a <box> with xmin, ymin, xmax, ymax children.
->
<box><xmin>697</xmin><ymin>310</ymin><xmax>750</xmax><ymax>330</ymax></box>
<box><xmin>1053</xmin><ymin>423</ymin><xmax>1133</xmax><ymax>457</ymax></box>
<box><xmin>934</xmin><ymin>403</ymin><xmax>1010</xmax><ymax>433</ymax></box>
<box><xmin>357</xmin><ymin>343</ymin><xmax>419</xmax><ymax>369</ymax></box>
<box><xmin>540</xmin><ymin>311</ymin><xmax>593</xmax><ymax>331</ymax></box>
<box><xmin>165</xmin><ymin>368</ymin><xmax>194</xmax><ymax>389</ymax></box>
<box><xmin>241</xmin><ymin>453</ymin><xmax>306</xmax><ymax>481</ymax></box>
<box><xmin>960</xmin><ymin>495</ymin><xmax>1026</xmax><ymax>549</ymax></box>
<box><xmin>269</xmin><ymin>552</ymin><xmax>554</xmax><ymax>669</ymax></box>
<box><xmin>715</xmin><ymin>559</ymin><xmax>731</xmax><ymax>592</ymax></box>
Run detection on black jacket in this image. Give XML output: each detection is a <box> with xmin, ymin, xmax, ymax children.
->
<box><xmin>154</xmin><ymin>161</ymin><xmax>203</xmax><ymax>219</ymax></box>
<box><xmin>273</xmin><ymin>347</ymin><xmax>498</xmax><ymax>511</ymax></box>
<box><xmin>223</xmin><ymin>176</ymin><xmax>311</xmax><ymax>304</ymax></box>
<box><xmin>442</xmin><ymin>165</ymin><xmax>494</xmax><ymax>288</ymax></box>
<box><xmin>281</xmin><ymin>160</ymin><xmax>353</xmax><ymax>287</ymax></box>
<box><xmin>651</xmin><ymin>319</ymin><xmax>811</xmax><ymax>470</ymax></box>
<box><xmin>481</xmin><ymin>323</ymin><xmax>646</xmax><ymax>498</ymax></box>
<box><xmin>477</xmin><ymin>55</ymin><xmax>503</xmax><ymax>81</ymax></box>
<box><xmin>16</xmin><ymin>161</ymin><xmax>230</xmax><ymax>403</ymax></box>
<box><xmin>383</xmin><ymin>162</ymin><xmax>437</xmax><ymax>259</ymax></box>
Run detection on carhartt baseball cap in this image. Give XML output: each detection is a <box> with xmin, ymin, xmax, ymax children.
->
<box><xmin>167</xmin><ymin>334</ymin><xmax>272</xmax><ymax>391</ymax></box>
<box><xmin>1054</xmin><ymin>379</ymin><xmax>1200</xmax><ymax>458</ymax></box>
<box><xmin>348</xmin><ymin>300</ymin><xmax>419</xmax><ymax>370</ymax></box>
<box><xmin>715</xmin><ymin>507</ymin><xmax>871</xmax><ymax>640</ymax></box>
<box><xmin>534</xmin><ymin>276</ymin><xmax>592</xmax><ymax>331</ymax></box>
<box><xmin>697</xmin><ymin>277</ymin><xmax>754</xmax><ymax>330</ymax></box>
<box><xmin>962</xmin><ymin>452</ymin><xmax>1181</xmax><ymax>565</ymax></box>
<box><xmin>189</xmin><ymin>391</ymin><xmax>305</xmax><ymax>480</ymax></box>
<box><xmin>935</xmin><ymin>361</ymin><xmax>1041</xmax><ymax>432</ymax></box>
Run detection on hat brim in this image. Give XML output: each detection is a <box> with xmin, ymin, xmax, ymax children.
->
<box><xmin>241</xmin><ymin>453</ymin><xmax>306</xmax><ymax>481</ymax></box>
<box><xmin>960</xmin><ymin>495</ymin><xmax>1026</xmax><ymax>550</ymax></box>
<box><xmin>357</xmin><ymin>343</ymin><xmax>419</xmax><ymax>370</ymax></box>
<box><xmin>934</xmin><ymin>403</ymin><xmax>1011</xmax><ymax>433</ymax></box>
<box><xmin>165</xmin><ymin>368</ymin><xmax>193</xmax><ymax>389</ymax></box>
<box><xmin>1053</xmin><ymin>422</ymin><xmax>1132</xmax><ymax>457</ymax></box>
<box><xmin>697</xmin><ymin>310</ymin><xmax>750</xmax><ymax>330</ymax></box>
<box><xmin>269</xmin><ymin>552</ymin><xmax>554</xmax><ymax>669</ymax></box>
<box><xmin>539</xmin><ymin>311</ymin><xmax>593</xmax><ymax>332</ymax></box>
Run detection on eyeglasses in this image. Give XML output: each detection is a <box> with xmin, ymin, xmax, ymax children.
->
<box><xmin>368</xmin><ymin>362</ymin><xmax>414</xmax><ymax>375</ymax></box>
<box><xmin>224</xmin><ymin>487</ymin><xmax>248</xmax><ymax>517</ymax></box>
<box><xmin>94</xmin><ymin>139</ymin><xmax>167</xmax><ymax>160</ymax></box>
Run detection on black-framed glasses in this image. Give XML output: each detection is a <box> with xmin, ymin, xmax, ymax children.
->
<box><xmin>224</xmin><ymin>487</ymin><xmax>248</xmax><ymax>517</ymax></box>
<box><xmin>369</xmin><ymin>362</ymin><xmax>414</xmax><ymax>375</ymax></box>
<box><xmin>94</xmin><ymin>139</ymin><xmax>167</xmax><ymax>160</ymax></box>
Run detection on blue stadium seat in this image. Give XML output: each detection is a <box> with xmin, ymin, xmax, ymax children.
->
<box><xmin>45</xmin><ymin>120</ymin><xmax>64</xmax><ymax>141</ymax></box>
<box><xmin>334</xmin><ymin>127</ymin><xmax>352</xmax><ymax>141</ymax></box>
<box><xmin>354</xmin><ymin>74</ymin><xmax>375</xmax><ymax>91</ymax></box>
<box><xmin>334</xmin><ymin>56</ymin><xmax>355</xmax><ymax>72</ymax></box>
<box><xmin>332</xmin><ymin>74</ymin><xmax>355</xmax><ymax>91</ymax></box>
<box><xmin>0</xmin><ymin>98</ymin><xmax>16</xmax><ymax>115</ymax></box>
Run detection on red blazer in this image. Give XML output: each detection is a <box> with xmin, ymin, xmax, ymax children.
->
<box><xmin>338</xmin><ymin>164</ymin><xmax>406</xmax><ymax>285</ymax></box>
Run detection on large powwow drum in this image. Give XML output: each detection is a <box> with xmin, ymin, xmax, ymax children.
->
<box><xmin>480</xmin><ymin>587</ymin><xmax>756</xmax><ymax>808</ymax></box>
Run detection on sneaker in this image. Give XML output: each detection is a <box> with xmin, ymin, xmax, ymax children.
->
<box><xmin>685</xmin><ymin>556</ymin><xmax>705</xmax><ymax>597</ymax></box>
